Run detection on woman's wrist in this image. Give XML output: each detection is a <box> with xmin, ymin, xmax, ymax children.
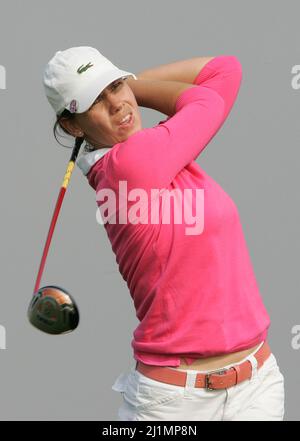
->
<box><xmin>135</xmin><ymin>57</ymin><xmax>215</xmax><ymax>84</ymax></box>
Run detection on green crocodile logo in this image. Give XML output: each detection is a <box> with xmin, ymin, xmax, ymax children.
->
<box><xmin>77</xmin><ymin>62</ymin><xmax>94</xmax><ymax>74</ymax></box>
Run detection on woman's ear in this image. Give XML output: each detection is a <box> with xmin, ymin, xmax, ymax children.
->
<box><xmin>59</xmin><ymin>117</ymin><xmax>84</xmax><ymax>138</ymax></box>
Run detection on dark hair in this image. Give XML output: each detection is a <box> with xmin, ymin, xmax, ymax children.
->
<box><xmin>53</xmin><ymin>109</ymin><xmax>83</xmax><ymax>148</ymax></box>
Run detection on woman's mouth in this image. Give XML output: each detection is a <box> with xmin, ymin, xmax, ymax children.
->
<box><xmin>117</xmin><ymin>112</ymin><xmax>134</xmax><ymax>128</ymax></box>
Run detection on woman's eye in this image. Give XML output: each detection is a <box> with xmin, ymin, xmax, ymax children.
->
<box><xmin>92</xmin><ymin>81</ymin><xmax>123</xmax><ymax>106</ymax></box>
<box><xmin>95</xmin><ymin>94</ymin><xmax>104</xmax><ymax>104</ymax></box>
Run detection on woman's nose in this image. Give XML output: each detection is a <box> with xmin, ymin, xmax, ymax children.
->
<box><xmin>106</xmin><ymin>92</ymin><xmax>123</xmax><ymax>109</ymax></box>
<box><xmin>110</xmin><ymin>101</ymin><xmax>125</xmax><ymax>116</ymax></box>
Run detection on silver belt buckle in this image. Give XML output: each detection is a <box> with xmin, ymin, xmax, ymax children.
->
<box><xmin>204</xmin><ymin>369</ymin><xmax>228</xmax><ymax>391</ymax></box>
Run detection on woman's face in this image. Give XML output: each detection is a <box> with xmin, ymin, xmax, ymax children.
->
<box><xmin>62</xmin><ymin>77</ymin><xmax>142</xmax><ymax>148</ymax></box>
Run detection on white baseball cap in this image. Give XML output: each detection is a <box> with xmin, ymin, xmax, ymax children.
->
<box><xmin>43</xmin><ymin>46</ymin><xmax>137</xmax><ymax>116</ymax></box>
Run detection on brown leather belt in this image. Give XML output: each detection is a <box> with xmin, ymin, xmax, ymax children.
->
<box><xmin>136</xmin><ymin>340</ymin><xmax>271</xmax><ymax>391</ymax></box>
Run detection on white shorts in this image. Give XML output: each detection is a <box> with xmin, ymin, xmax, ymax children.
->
<box><xmin>111</xmin><ymin>344</ymin><xmax>285</xmax><ymax>421</ymax></box>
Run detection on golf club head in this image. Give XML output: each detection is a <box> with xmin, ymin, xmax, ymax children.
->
<box><xmin>28</xmin><ymin>285</ymin><xmax>79</xmax><ymax>335</ymax></box>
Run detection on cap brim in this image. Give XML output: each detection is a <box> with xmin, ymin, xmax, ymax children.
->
<box><xmin>74</xmin><ymin>69</ymin><xmax>137</xmax><ymax>114</ymax></box>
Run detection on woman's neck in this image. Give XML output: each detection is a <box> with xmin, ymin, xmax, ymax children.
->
<box><xmin>84</xmin><ymin>140</ymin><xmax>112</xmax><ymax>151</ymax></box>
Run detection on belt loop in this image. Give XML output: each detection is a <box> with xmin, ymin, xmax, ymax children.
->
<box><xmin>247</xmin><ymin>340</ymin><xmax>265</xmax><ymax>380</ymax></box>
<box><xmin>184</xmin><ymin>370</ymin><xmax>198</xmax><ymax>390</ymax></box>
<box><xmin>247</xmin><ymin>353</ymin><xmax>258</xmax><ymax>380</ymax></box>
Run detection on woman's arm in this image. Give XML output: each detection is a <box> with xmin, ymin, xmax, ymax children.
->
<box><xmin>125</xmin><ymin>56</ymin><xmax>216</xmax><ymax>116</ymax></box>
<box><xmin>126</xmin><ymin>77</ymin><xmax>196</xmax><ymax>116</ymax></box>
<box><xmin>136</xmin><ymin>56</ymin><xmax>215</xmax><ymax>84</ymax></box>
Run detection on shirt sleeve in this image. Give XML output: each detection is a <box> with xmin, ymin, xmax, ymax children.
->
<box><xmin>107</xmin><ymin>55</ymin><xmax>242</xmax><ymax>190</ymax></box>
<box><xmin>191</xmin><ymin>55</ymin><xmax>243</xmax><ymax>123</ymax></box>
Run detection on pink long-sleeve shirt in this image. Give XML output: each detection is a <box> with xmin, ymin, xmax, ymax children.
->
<box><xmin>77</xmin><ymin>55</ymin><xmax>271</xmax><ymax>366</ymax></box>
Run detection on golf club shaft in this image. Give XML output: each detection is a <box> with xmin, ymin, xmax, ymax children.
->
<box><xmin>33</xmin><ymin>138</ymin><xmax>84</xmax><ymax>294</ymax></box>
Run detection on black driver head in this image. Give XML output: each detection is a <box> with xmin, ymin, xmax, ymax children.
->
<box><xmin>28</xmin><ymin>285</ymin><xmax>79</xmax><ymax>335</ymax></box>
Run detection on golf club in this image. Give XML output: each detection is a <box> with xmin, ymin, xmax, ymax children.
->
<box><xmin>28</xmin><ymin>137</ymin><xmax>84</xmax><ymax>335</ymax></box>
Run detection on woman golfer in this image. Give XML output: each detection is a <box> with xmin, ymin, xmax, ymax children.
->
<box><xmin>43</xmin><ymin>46</ymin><xmax>285</xmax><ymax>421</ymax></box>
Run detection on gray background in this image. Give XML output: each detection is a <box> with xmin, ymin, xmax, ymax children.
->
<box><xmin>0</xmin><ymin>0</ymin><xmax>299</xmax><ymax>420</ymax></box>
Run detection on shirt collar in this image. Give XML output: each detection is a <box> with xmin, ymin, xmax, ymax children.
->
<box><xmin>76</xmin><ymin>141</ymin><xmax>112</xmax><ymax>176</ymax></box>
